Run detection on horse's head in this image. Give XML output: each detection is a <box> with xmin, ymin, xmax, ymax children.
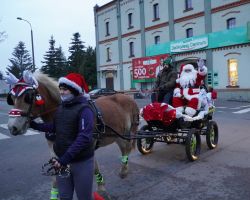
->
<box><xmin>6</xmin><ymin>71</ymin><xmax>60</xmax><ymax>136</ymax></box>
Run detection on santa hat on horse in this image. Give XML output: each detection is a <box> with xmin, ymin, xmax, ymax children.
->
<box><xmin>58</xmin><ymin>73</ymin><xmax>89</xmax><ymax>97</ymax></box>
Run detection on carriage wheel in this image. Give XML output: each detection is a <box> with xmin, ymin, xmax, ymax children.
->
<box><xmin>206</xmin><ymin>121</ymin><xmax>219</xmax><ymax>149</ymax></box>
<box><xmin>185</xmin><ymin>128</ymin><xmax>201</xmax><ymax>161</ymax></box>
<box><xmin>137</xmin><ymin>125</ymin><xmax>154</xmax><ymax>155</ymax></box>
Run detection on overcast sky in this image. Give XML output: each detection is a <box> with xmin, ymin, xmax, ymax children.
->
<box><xmin>0</xmin><ymin>0</ymin><xmax>111</xmax><ymax>74</ymax></box>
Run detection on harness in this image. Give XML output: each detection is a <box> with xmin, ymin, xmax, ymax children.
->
<box><xmin>8</xmin><ymin>81</ymin><xmax>45</xmax><ymax>119</ymax></box>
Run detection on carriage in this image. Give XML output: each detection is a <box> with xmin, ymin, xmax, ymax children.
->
<box><xmin>136</xmin><ymin>93</ymin><xmax>218</xmax><ymax>161</ymax></box>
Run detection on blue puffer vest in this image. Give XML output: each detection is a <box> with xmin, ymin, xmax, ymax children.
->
<box><xmin>53</xmin><ymin>102</ymin><xmax>94</xmax><ymax>162</ymax></box>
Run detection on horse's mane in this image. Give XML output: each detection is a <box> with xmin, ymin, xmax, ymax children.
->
<box><xmin>34</xmin><ymin>72</ymin><xmax>60</xmax><ymax>103</ymax></box>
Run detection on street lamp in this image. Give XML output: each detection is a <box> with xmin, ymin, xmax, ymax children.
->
<box><xmin>17</xmin><ymin>17</ymin><xmax>36</xmax><ymax>72</ymax></box>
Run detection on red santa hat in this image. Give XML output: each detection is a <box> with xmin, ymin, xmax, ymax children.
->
<box><xmin>179</xmin><ymin>64</ymin><xmax>185</xmax><ymax>74</ymax></box>
<box><xmin>58</xmin><ymin>73</ymin><xmax>89</xmax><ymax>94</ymax></box>
<box><xmin>179</xmin><ymin>64</ymin><xmax>195</xmax><ymax>75</ymax></box>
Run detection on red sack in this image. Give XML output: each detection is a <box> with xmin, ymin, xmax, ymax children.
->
<box><xmin>142</xmin><ymin>103</ymin><xmax>176</xmax><ymax>126</ymax></box>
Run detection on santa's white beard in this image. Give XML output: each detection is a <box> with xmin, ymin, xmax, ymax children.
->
<box><xmin>179</xmin><ymin>71</ymin><xmax>197</xmax><ymax>88</ymax></box>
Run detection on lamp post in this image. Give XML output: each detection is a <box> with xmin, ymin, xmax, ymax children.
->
<box><xmin>17</xmin><ymin>17</ymin><xmax>36</xmax><ymax>72</ymax></box>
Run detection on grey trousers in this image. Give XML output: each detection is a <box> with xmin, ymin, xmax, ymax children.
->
<box><xmin>57</xmin><ymin>156</ymin><xmax>94</xmax><ymax>200</ymax></box>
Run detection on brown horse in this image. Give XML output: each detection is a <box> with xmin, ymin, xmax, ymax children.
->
<box><xmin>6</xmin><ymin>71</ymin><xmax>139</xmax><ymax>198</ymax></box>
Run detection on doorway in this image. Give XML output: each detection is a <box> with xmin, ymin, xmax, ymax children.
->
<box><xmin>106</xmin><ymin>72</ymin><xmax>114</xmax><ymax>89</ymax></box>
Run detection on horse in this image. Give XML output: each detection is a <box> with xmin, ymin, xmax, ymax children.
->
<box><xmin>6</xmin><ymin>70</ymin><xmax>139</xmax><ymax>199</ymax></box>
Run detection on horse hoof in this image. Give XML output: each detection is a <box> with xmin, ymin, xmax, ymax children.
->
<box><xmin>119</xmin><ymin>170</ymin><xmax>128</xmax><ymax>179</ymax></box>
<box><xmin>119</xmin><ymin>165</ymin><xmax>128</xmax><ymax>179</ymax></box>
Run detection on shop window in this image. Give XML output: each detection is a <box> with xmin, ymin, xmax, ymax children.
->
<box><xmin>185</xmin><ymin>0</ymin><xmax>193</xmax><ymax>10</ymax></box>
<box><xmin>153</xmin><ymin>3</ymin><xmax>159</xmax><ymax>21</ymax></box>
<box><xmin>128</xmin><ymin>13</ymin><xmax>133</xmax><ymax>29</ymax></box>
<box><xmin>186</xmin><ymin>28</ymin><xmax>193</xmax><ymax>38</ymax></box>
<box><xmin>228</xmin><ymin>59</ymin><xmax>238</xmax><ymax>87</ymax></box>
<box><xmin>106</xmin><ymin>47</ymin><xmax>111</xmax><ymax>62</ymax></box>
<box><xmin>227</xmin><ymin>18</ymin><xmax>236</xmax><ymax>29</ymax></box>
<box><xmin>105</xmin><ymin>22</ymin><xmax>110</xmax><ymax>36</ymax></box>
<box><xmin>129</xmin><ymin>42</ymin><xmax>135</xmax><ymax>58</ymax></box>
<box><xmin>154</xmin><ymin>35</ymin><xmax>160</xmax><ymax>45</ymax></box>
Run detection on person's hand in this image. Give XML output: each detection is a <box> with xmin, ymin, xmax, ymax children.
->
<box><xmin>189</xmin><ymin>79</ymin><xmax>195</xmax><ymax>87</ymax></box>
<box><xmin>173</xmin><ymin>88</ymin><xmax>181</xmax><ymax>97</ymax></box>
<box><xmin>51</xmin><ymin>158</ymin><xmax>61</xmax><ymax>169</ymax></box>
<box><xmin>197</xmin><ymin>58</ymin><xmax>204</xmax><ymax>69</ymax></box>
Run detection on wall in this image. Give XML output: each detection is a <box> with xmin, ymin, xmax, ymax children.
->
<box><xmin>212</xmin><ymin>4</ymin><xmax>250</xmax><ymax>32</ymax></box>
<box><xmin>174</xmin><ymin>17</ymin><xmax>205</xmax><ymax>40</ymax></box>
<box><xmin>144</xmin><ymin>0</ymin><xmax>169</xmax><ymax>28</ymax></box>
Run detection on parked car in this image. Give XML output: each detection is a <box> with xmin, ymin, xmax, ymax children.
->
<box><xmin>89</xmin><ymin>88</ymin><xmax>117</xmax><ymax>99</ymax></box>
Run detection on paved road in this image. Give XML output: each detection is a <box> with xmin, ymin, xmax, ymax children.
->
<box><xmin>0</xmin><ymin>99</ymin><xmax>250</xmax><ymax>200</ymax></box>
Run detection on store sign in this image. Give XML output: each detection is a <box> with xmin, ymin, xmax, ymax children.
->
<box><xmin>170</xmin><ymin>36</ymin><xmax>208</xmax><ymax>53</ymax></box>
<box><xmin>99</xmin><ymin>65</ymin><xmax>118</xmax><ymax>71</ymax></box>
<box><xmin>132</xmin><ymin>54</ymin><xmax>169</xmax><ymax>80</ymax></box>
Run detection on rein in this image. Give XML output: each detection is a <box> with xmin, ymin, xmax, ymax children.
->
<box><xmin>94</xmin><ymin>123</ymin><xmax>142</xmax><ymax>141</ymax></box>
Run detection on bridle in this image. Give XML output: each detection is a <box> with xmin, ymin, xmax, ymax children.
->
<box><xmin>8</xmin><ymin>83</ymin><xmax>44</xmax><ymax>120</ymax></box>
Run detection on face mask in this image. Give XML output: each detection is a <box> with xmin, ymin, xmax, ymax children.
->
<box><xmin>60</xmin><ymin>93</ymin><xmax>75</xmax><ymax>102</ymax></box>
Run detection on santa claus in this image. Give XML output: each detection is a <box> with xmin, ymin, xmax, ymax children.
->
<box><xmin>172</xmin><ymin>59</ymin><xmax>207</xmax><ymax>117</ymax></box>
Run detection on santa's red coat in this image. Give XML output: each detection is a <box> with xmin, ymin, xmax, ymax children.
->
<box><xmin>172</xmin><ymin>72</ymin><xmax>206</xmax><ymax>110</ymax></box>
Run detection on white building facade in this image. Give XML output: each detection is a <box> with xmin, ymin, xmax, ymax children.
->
<box><xmin>94</xmin><ymin>0</ymin><xmax>250</xmax><ymax>101</ymax></box>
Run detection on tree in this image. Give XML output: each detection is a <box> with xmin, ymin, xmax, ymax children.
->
<box><xmin>0</xmin><ymin>20</ymin><xmax>7</xmax><ymax>43</ymax></box>
<box><xmin>41</xmin><ymin>36</ymin><xmax>57</xmax><ymax>77</ymax></box>
<box><xmin>68</xmin><ymin>32</ymin><xmax>85</xmax><ymax>73</ymax></box>
<box><xmin>6</xmin><ymin>41</ymin><xmax>33</xmax><ymax>78</ymax></box>
<box><xmin>54</xmin><ymin>46</ymin><xmax>68</xmax><ymax>78</ymax></box>
<box><xmin>0</xmin><ymin>31</ymin><xmax>7</xmax><ymax>43</ymax></box>
<box><xmin>0</xmin><ymin>71</ymin><xmax>3</xmax><ymax>80</ymax></box>
<box><xmin>79</xmin><ymin>46</ymin><xmax>97</xmax><ymax>89</ymax></box>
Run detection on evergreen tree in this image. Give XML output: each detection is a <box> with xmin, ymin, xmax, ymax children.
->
<box><xmin>79</xmin><ymin>46</ymin><xmax>97</xmax><ymax>89</ymax></box>
<box><xmin>41</xmin><ymin>36</ymin><xmax>57</xmax><ymax>77</ymax></box>
<box><xmin>0</xmin><ymin>31</ymin><xmax>7</xmax><ymax>43</ymax></box>
<box><xmin>68</xmin><ymin>32</ymin><xmax>85</xmax><ymax>73</ymax></box>
<box><xmin>6</xmin><ymin>41</ymin><xmax>33</xmax><ymax>78</ymax></box>
<box><xmin>0</xmin><ymin>71</ymin><xmax>3</xmax><ymax>80</ymax></box>
<box><xmin>0</xmin><ymin>21</ymin><xmax>7</xmax><ymax>43</ymax></box>
<box><xmin>54</xmin><ymin>46</ymin><xmax>68</xmax><ymax>78</ymax></box>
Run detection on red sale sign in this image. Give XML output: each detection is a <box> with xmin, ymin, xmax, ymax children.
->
<box><xmin>132</xmin><ymin>54</ymin><xmax>169</xmax><ymax>80</ymax></box>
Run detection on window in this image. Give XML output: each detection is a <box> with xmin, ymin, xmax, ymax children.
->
<box><xmin>128</xmin><ymin>13</ymin><xmax>133</xmax><ymax>29</ymax></box>
<box><xmin>228</xmin><ymin>59</ymin><xmax>238</xmax><ymax>86</ymax></box>
<box><xmin>227</xmin><ymin>18</ymin><xmax>236</xmax><ymax>29</ymax></box>
<box><xmin>185</xmin><ymin>0</ymin><xmax>192</xmax><ymax>10</ymax></box>
<box><xmin>105</xmin><ymin>22</ymin><xmax>110</xmax><ymax>36</ymax></box>
<box><xmin>154</xmin><ymin>36</ymin><xmax>160</xmax><ymax>45</ymax></box>
<box><xmin>106</xmin><ymin>47</ymin><xmax>111</xmax><ymax>62</ymax></box>
<box><xmin>129</xmin><ymin>42</ymin><xmax>135</xmax><ymax>57</ymax></box>
<box><xmin>186</xmin><ymin>28</ymin><xmax>193</xmax><ymax>38</ymax></box>
<box><xmin>153</xmin><ymin>3</ymin><xmax>159</xmax><ymax>20</ymax></box>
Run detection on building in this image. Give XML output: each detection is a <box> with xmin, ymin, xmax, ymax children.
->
<box><xmin>94</xmin><ymin>0</ymin><xmax>250</xmax><ymax>101</ymax></box>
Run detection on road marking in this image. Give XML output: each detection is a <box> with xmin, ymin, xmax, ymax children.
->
<box><xmin>0</xmin><ymin>133</ymin><xmax>10</xmax><ymax>140</ymax></box>
<box><xmin>216</xmin><ymin>107</ymin><xmax>227</xmax><ymax>109</ymax></box>
<box><xmin>0</xmin><ymin>124</ymin><xmax>40</xmax><ymax>136</ymax></box>
<box><xmin>233</xmin><ymin>108</ymin><xmax>250</xmax><ymax>114</ymax></box>
<box><xmin>230</xmin><ymin>105</ymin><xmax>250</xmax><ymax>109</ymax></box>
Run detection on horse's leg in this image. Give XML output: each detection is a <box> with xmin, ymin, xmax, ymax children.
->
<box><xmin>94</xmin><ymin>158</ymin><xmax>106</xmax><ymax>192</ymax></box>
<box><xmin>47</xmin><ymin>140</ymin><xmax>59</xmax><ymax>200</ymax></box>
<box><xmin>116</xmin><ymin>137</ymin><xmax>134</xmax><ymax>179</ymax></box>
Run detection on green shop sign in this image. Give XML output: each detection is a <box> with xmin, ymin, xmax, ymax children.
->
<box><xmin>146</xmin><ymin>25</ymin><xmax>250</xmax><ymax>56</ymax></box>
<box><xmin>170</xmin><ymin>36</ymin><xmax>208</xmax><ymax>53</ymax></box>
